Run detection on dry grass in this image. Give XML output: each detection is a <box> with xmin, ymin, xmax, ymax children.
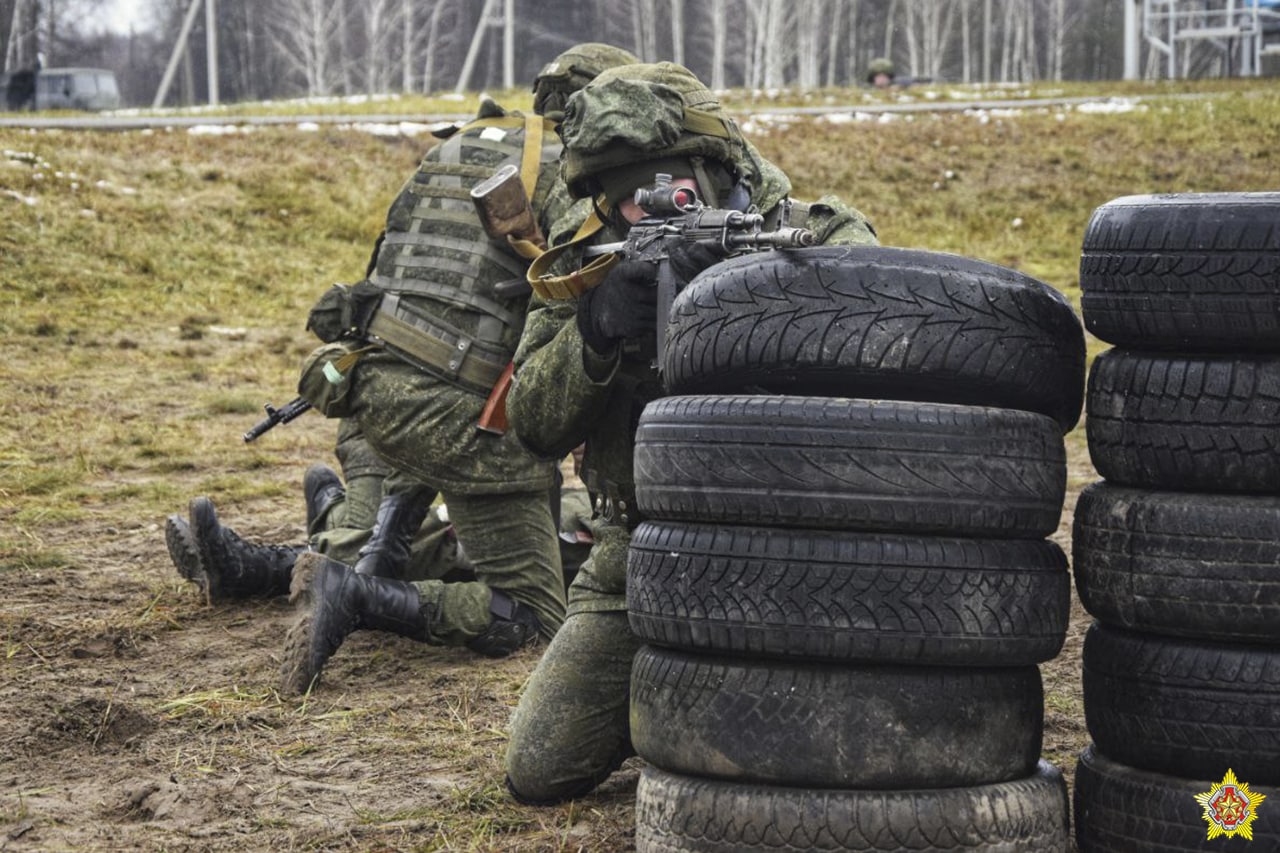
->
<box><xmin>1</xmin><ymin>78</ymin><xmax>1279</xmax><ymax>850</ymax></box>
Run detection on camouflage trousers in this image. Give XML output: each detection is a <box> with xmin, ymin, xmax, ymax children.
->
<box><xmin>394</xmin><ymin>473</ymin><xmax>567</xmax><ymax>645</ymax></box>
<box><xmin>505</xmin><ymin>521</ymin><xmax>639</xmax><ymax>803</ymax></box>
<box><xmin>312</xmin><ymin>421</ymin><xmax>566</xmax><ymax>645</ymax></box>
<box><xmin>309</xmin><ymin>420</ymin><xmax>465</xmax><ymax>580</ymax></box>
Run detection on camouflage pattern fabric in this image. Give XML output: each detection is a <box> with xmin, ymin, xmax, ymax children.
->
<box><xmin>310</xmin><ymin>421</ymin><xmax>467</xmax><ymax>580</ymax></box>
<box><xmin>509</xmin><ymin>197</ymin><xmax>877</xmax><ymax>617</ymax></box>
<box><xmin>559</xmin><ymin>61</ymin><xmax>745</xmax><ymax>200</ymax></box>
<box><xmin>505</xmin><ymin>608</ymin><xmax>641</xmax><ymax>803</ymax></box>
<box><xmin>532</xmin><ymin>42</ymin><xmax>639</xmax><ymax>117</ymax></box>
<box><xmin>340</xmin><ymin>104</ymin><xmax>577</xmax><ymax>644</ymax></box>
<box><xmin>407</xmin><ymin>487</ymin><xmax>567</xmax><ymax>642</ymax></box>
<box><xmin>311</xmin><ymin>424</ymin><xmax>589</xmax><ymax>597</ymax></box>
<box><xmin>504</xmin><ymin>62</ymin><xmax>879</xmax><ymax>802</ymax></box>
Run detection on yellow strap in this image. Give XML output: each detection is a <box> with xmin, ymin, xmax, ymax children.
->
<box><xmin>532</xmin><ymin>253</ymin><xmax>620</xmax><ymax>300</ymax></box>
<box><xmin>508</xmin><ymin>235</ymin><xmax>545</xmax><ymax>261</ymax></box>
<box><xmin>683</xmin><ymin>107</ymin><xmax>734</xmax><ymax>139</ymax></box>
<box><xmin>527</xmin><ymin>209</ymin><xmax>615</xmax><ymax>299</ymax></box>
<box><xmin>332</xmin><ymin>344</ymin><xmax>379</xmax><ymax>376</ymax></box>
<box><xmin>518</xmin><ymin>113</ymin><xmax>544</xmax><ymax>200</ymax></box>
<box><xmin>462</xmin><ymin>115</ymin><xmax>524</xmax><ymax>131</ymax></box>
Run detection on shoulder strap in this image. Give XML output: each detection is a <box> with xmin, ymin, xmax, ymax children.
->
<box><xmin>526</xmin><ymin>209</ymin><xmax>614</xmax><ymax>299</ymax></box>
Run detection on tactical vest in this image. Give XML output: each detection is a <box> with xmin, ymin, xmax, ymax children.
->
<box><xmin>365</xmin><ymin>112</ymin><xmax>562</xmax><ymax>394</ymax></box>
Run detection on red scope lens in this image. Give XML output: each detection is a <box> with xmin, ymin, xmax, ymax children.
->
<box><xmin>671</xmin><ymin>187</ymin><xmax>697</xmax><ymax>209</ymax></box>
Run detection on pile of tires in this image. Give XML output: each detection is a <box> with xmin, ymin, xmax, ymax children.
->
<box><xmin>1073</xmin><ymin>193</ymin><xmax>1280</xmax><ymax>851</ymax></box>
<box><xmin>626</xmin><ymin>247</ymin><xmax>1085</xmax><ymax>851</ymax></box>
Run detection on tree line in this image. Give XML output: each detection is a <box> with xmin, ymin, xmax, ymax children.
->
<box><xmin>0</xmin><ymin>0</ymin><xmax>1216</xmax><ymax>108</ymax></box>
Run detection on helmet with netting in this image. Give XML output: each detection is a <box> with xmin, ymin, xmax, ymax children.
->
<box><xmin>867</xmin><ymin>56</ymin><xmax>895</xmax><ymax>83</ymax></box>
<box><xmin>558</xmin><ymin>61</ymin><xmax>750</xmax><ymax>203</ymax></box>
<box><xmin>532</xmin><ymin>42</ymin><xmax>640</xmax><ymax>116</ymax></box>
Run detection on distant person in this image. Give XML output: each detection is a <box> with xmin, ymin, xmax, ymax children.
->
<box><xmin>867</xmin><ymin>56</ymin><xmax>895</xmax><ymax>89</ymax></box>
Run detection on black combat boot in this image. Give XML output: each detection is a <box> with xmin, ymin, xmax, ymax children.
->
<box><xmin>351</xmin><ymin>492</ymin><xmax>430</xmax><ymax>578</ymax></box>
<box><xmin>279</xmin><ymin>552</ymin><xmax>430</xmax><ymax>695</ymax></box>
<box><xmin>303</xmin><ymin>463</ymin><xmax>345</xmax><ymax>535</ymax></box>
<box><xmin>466</xmin><ymin>589</ymin><xmax>543</xmax><ymax>657</ymax></box>
<box><xmin>167</xmin><ymin>497</ymin><xmax>300</xmax><ymax>602</ymax></box>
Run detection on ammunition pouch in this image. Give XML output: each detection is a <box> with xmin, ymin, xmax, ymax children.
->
<box><xmin>298</xmin><ymin>340</ymin><xmax>366</xmax><ymax>418</ymax></box>
<box><xmin>365</xmin><ymin>293</ymin><xmax>510</xmax><ymax>396</ymax></box>
<box><xmin>306</xmin><ymin>280</ymin><xmax>384</xmax><ymax>343</ymax></box>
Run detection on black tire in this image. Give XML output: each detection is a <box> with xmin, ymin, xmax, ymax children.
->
<box><xmin>664</xmin><ymin>246</ymin><xmax>1085</xmax><ymax>433</ymax></box>
<box><xmin>634</xmin><ymin>395</ymin><xmax>1066</xmax><ymax>538</ymax></box>
<box><xmin>1079</xmin><ymin>192</ymin><xmax>1280</xmax><ymax>352</ymax></box>
<box><xmin>1083</xmin><ymin>623</ymin><xmax>1280</xmax><ymax>785</ymax></box>
<box><xmin>637</xmin><ymin>763</ymin><xmax>1071</xmax><ymax>853</ymax></box>
<box><xmin>630</xmin><ymin>645</ymin><xmax>1043</xmax><ymax>789</ymax></box>
<box><xmin>1073</xmin><ymin>482</ymin><xmax>1280</xmax><ymax>642</ymax></box>
<box><xmin>1075</xmin><ymin>745</ymin><xmax>1280</xmax><ymax>852</ymax></box>
<box><xmin>1087</xmin><ymin>349</ymin><xmax>1280</xmax><ymax>493</ymax></box>
<box><xmin>627</xmin><ymin>520</ymin><xmax>1070</xmax><ymax>665</ymax></box>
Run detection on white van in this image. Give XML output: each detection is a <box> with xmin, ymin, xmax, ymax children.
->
<box><xmin>2</xmin><ymin>67</ymin><xmax>121</xmax><ymax>111</ymax></box>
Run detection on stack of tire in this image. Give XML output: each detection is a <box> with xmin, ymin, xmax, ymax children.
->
<box><xmin>1072</xmin><ymin>193</ymin><xmax>1280</xmax><ymax>851</ymax></box>
<box><xmin>625</xmin><ymin>246</ymin><xmax>1086</xmax><ymax>851</ymax></box>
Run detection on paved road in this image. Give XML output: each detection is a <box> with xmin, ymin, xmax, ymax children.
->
<box><xmin>0</xmin><ymin>93</ymin><xmax>1186</xmax><ymax>132</ymax></box>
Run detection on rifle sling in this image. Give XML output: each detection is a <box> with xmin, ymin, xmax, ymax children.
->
<box><xmin>527</xmin><ymin>209</ymin><xmax>614</xmax><ymax>299</ymax></box>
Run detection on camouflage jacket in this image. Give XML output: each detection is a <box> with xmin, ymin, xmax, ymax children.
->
<box><xmin>507</xmin><ymin>189</ymin><xmax>877</xmax><ymax>603</ymax></box>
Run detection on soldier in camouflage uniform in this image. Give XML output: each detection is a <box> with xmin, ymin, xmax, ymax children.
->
<box><xmin>164</xmin><ymin>43</ymin><xmax>637</xmax><ymax>609</ymax></box>
<box><xmin>501</xmin><ymin>61</ymin><xmax>879</xmax><ymax>804</ymax></box>
<box><xmin>274</xmin><ymin>44</ymin><xmax>643</xmax><ymax>696</ymax></box>
<box><xmin>165</xmin><ymin>422</ymin><xmax>467</xmax><ymax>603</ymax></box>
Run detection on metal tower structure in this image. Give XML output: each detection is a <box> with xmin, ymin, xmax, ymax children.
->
<box><xmin>454</xmin><ymin>0</ymin><xmax>515</xmax><ymax>93</ymax></box>
<box><xmin>1125</xmin><ymin>0</ymin><xmax>1280</xmax><ymax>78</ymax></box>
<box><xmin>152</xmin><ymin>0</ymin><xmax>219</xmax><ymax>108</ymax></box>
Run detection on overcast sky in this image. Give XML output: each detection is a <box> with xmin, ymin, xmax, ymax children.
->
<box><xmin>88</xmin><ymin>0</ymin><xmax>148</xmax><ymax>34</ymax></box>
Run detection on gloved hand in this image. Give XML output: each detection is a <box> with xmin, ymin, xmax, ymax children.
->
<box><xmin>667</xmin><ymin>239</ymin><xmax>731</xmax><ymax>285</ymax></box>
<box><xmin>576</xmin><ymin>259</ymin><xmax>658</xmax><ymax>355</ymax></box>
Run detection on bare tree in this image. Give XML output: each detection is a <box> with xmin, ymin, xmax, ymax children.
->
<box><xmin>883</xmin><ymin>0</ymin><xmax>899</xmax><ymax>61</ymax></box>
<box><xmin>631</xmin><ymin>0</ymin><xmax>657</xmax><ymax>61</ymax></box>
<box><xmin>708</xmin><ymin>0</ymin><xmax>725</xmax><ymax>88</ymax></box>
<box><xmin>669</xmin><ymin>0</ymin><xmax>683</xmax><ymax>67</ymax></box>
<box><xmin>420</xmin><ymin>0</ymin><xmax>452</xmax><ymax>93</ymax></box>
<box><xmin>360</xmin><ymin>0</ymin><xmax>395</xmax><ymax>94</ymax></box>
<box><xmin>843</xmin><ymin>0</ymin><xmax>861</xmax><ymax>84</ymax></box>
<box><xmin>795</xmin><ymin>0</ymin><xmax>823</xmax><ymax>88</ymax></box>
<box><xmin>269</xmin><ymin>0</ymin><xmax>344</xmax><ymax>96</ymax></box>
<box><xmin>401</xmin><ymin>0</ymin><xmax>413</xmax><ymax>90</ymax></box>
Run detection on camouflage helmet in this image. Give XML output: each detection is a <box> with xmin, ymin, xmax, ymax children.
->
<box><xmin>532</xmin><ymin>42</ymin><xmax>640</xmax><ymax>116</ymax></box>
<box><xmin>558</xmin><ymin>61</ymin><xmax>748</xmax><ymax>201</ymax></box>
<box><xmin>866</xmin><ymin>56</ymin><xmax>895</xmax><ymax>83</ymax></box>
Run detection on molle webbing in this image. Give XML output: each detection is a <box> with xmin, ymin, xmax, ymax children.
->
<box><xmin>365</xmin><ymin>293</ymin><xmax>509</xmax><ymax>395</ymax></box>
<box><xmin>375</xmin><ymin>114</ymin><xmax>558</xmax><ymax>349</ymax></box>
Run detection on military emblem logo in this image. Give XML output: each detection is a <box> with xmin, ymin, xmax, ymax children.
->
<box><xmin>1194</xmin><ymin>768</ymin><xmax>1266</xmax><ymax>841</ymax></box>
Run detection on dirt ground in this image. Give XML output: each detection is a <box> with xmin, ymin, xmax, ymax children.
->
<box><xmin>0</xmin><ymin>411</ymin><xmax>1094</xmax><ymax>852</ymax></box>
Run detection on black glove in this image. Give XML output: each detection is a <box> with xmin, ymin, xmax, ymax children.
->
<box><xmin>667</xmin><ymin>239</ymin><xmax>731</xmax><ymax>285</ymax></box>
<box><xmin>576</xmin><ymin>259</ymin><xmax>658</xmax><ymax>355</ymax></box>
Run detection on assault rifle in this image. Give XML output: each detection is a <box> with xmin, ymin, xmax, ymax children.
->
<box><xmin>583</xmin><ymin>173</ymin><xmax>816</xmax><ymax>360</ymax></box>
<box><xmin>243</xmin><ymin>396</ymin><xmax>313</xmax><ymax>443</ymax></box>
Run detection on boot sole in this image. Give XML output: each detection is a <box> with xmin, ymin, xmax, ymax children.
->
<box><xmin>279</xmin><ymin>552</ymin><xmax>324</xmax><ymax>696</ymax></box>
<box><xmin>165</xmin><ymin>515</ymin><xmax>208</xmax><ymax>590</ymax></box>
<box><xmin>188</xmin><ymin>497</ymin><xmax>231</xmax><ymax>603</ymax></box>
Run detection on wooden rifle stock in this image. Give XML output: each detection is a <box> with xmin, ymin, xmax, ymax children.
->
<box><xmin>471</xmin><ymin>163</ymin><xmax>547</xmax><ymax>252</ymax></box>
